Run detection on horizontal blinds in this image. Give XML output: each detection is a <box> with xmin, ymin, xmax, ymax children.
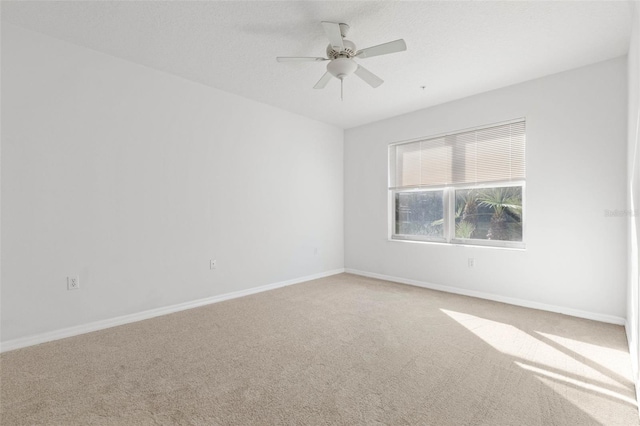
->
<box><xmin>391</xmin><ymin>120</ymin><xmax>525</xmax><ymax>189</ymax></box>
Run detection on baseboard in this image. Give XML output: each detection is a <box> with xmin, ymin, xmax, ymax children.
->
<box><xmin>345</xmin><ymin>268</ymin><xmax>626</xmax><ymax>326</ymax></box>
<box><xmin>0</xmin><ymin>268</ymin><xmax>345</xmax><ymax>353</ymax></box>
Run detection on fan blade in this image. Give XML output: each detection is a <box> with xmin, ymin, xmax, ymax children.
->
<box><xmin>356</xmin><ymin>39</ymin><xmax>407</xmax><ymax>59</ymax></box>
<box><xmin>313</xmin><ymin>72</ymin><xmax>333</xmax><ymax>89</ymax></box>
<box><xmin>354</xmin><ymin>65</ymin><xmax>383</xmax><ymax>88</ymax></box>
<box><xmin>277</xmin><ymin>57</ymin><xmax>328</xmax><ymax>62</ymax></box>
<box><xmin>321</xmin><ymin>21</ymin><xmax>344</xmax><ymax>51</ymax></box>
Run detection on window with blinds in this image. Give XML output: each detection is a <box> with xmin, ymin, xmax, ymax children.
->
<box><xmin>390</xmin><ymin>120</ymin><xmax>525</xmax><ymax>190</ymax></box>
<box><xmin>389</xmin><ymin>119</ymin><xmax>526</xmax><ymax>248</ymax></box>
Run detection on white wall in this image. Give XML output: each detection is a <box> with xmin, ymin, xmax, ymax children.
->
<box><xmin>345</xmin><ymin>57</ymin><xmax>628</xmax><ymax>321</ymax></box>
<box><xmin>627</xmin><ymin>1</ymin><xmax>640</xmax><ymax>385</ymax></box>
<box><xmin>1</xmin><ymin>24</ymin><xmax>344</xmax><ymax>344</ymax></box>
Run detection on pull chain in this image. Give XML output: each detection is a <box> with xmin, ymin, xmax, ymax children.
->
<box><xmin>340</xmin><ymin>78</ymin><xmax>343</xmax><ymax>101</ymax></box>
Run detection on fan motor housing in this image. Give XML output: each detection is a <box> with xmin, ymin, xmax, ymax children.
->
<box><xmin>326</xmin><ymin>39</ymin><xmax>357</xmax><ymax>59</ymax></box>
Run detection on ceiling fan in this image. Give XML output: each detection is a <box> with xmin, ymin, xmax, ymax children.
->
<box><xmin>276</xmin><ymin>22</ymin><xmax>407</xmax><ymax>100</ymax></box>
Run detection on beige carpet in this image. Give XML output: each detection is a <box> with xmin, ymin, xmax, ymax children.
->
<box><xmin>1</xmin><ymin>273</ymin><xmax>638</xmax><ymax>425</ymax></box>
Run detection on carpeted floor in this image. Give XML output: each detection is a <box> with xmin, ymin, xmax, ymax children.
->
<box><xmin>1</xmin><ymin>273</ymin><xmax>638</xmax><ymax>425</ymax></box>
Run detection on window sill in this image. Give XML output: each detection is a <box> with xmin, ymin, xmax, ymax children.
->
<box><xmin>388</xmin><ymin>237</ymin><xmax>526</xmax><ymax>251</ymax></box>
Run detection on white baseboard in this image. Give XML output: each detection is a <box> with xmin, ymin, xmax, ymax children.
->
<box><xmin>0</xmin><ymin>268</ymin><xmax>345</xmax><ymax>353</ymax></box>
<box><xmin>345</xmin><ymin>268</ymin><xmax>626</xmax><ymax>326</ymax></box>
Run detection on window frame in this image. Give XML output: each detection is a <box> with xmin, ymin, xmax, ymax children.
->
<box><xmin>388</xmin><ymin>119</ymin><xmax>526</xmax><ymax>250</ymax></box>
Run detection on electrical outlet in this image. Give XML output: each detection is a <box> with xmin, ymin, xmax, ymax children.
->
<box><xmin>468</xmin><ymin>258</ymin><xmax>475</xmax><ymax>268</ymax></box>
<box><xmin>67</xmin><ymin>276</ymin><xmax>80</xmax><ymax>290</ymax></box>
<box><xmin>210</xmin><ymin>259</ymin><xmax>217</xmax><ymax>269</ymax></box>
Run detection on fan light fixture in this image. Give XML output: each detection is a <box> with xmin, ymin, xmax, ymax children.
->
<box><xmin>327</xmin><ymin>57</ymin><xmax>357</xmax><ymax>79</ymax></box>
<box><xmin>327</xmin><ymin>58</ymin><xmax>357</xmax><ymax>99</ymax></box>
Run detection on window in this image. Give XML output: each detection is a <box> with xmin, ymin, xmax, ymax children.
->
<box><xmin>389</xmin><ymin>120</ymin><xmax>525</xmax><ymax>248</ymax></box>
<box><xmin>395</xmin><ymin>190</ymin><xmax>444</xmax><ymax>240</ymax></box>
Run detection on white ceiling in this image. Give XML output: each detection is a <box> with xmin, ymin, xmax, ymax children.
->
<box><xmin>1</xmin><ymin>1</ymin><xmax>633</xmax><ymax>129</ymax></box>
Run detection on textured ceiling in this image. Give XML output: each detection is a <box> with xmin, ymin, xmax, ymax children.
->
<box><xmin>1</xmin><ymin>1</ymin><xmax>633</xmax><ymax>129</ymax></box>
